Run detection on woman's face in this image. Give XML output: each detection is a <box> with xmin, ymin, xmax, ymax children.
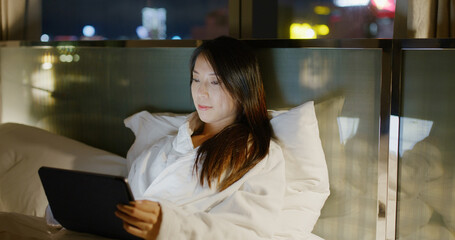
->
<box><xmin>191</xmin><ymin>55</ymin><xmax>238</xmax><ymax>131</ymax></box>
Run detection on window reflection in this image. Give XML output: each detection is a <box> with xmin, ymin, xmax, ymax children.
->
<box><xmin>397</xmin><ymin>49</ymin><xmax>455</xmax><ymax>239</ymax></box>
<box><xmin>337</xmin><ymin>117</ymin><xmax>359</xmax><ymax>144</ymax></box>
<box><xmin>389</xmin><ymin>116</ymin><xmax>434</xmax><ymax>157</ymax></box>
<box><xmin>399</xmin><ymin>116</ymin><xmax>433</xmax><ymax>156</ymax></box>
<box><xmin>299</xmin><ymin>52</ymin><xmax>330</xmax><ymax>89</ymax></box>
<box><xmin>31</xmin><ymin>55</ymin><xmax>56</xmax><ymax>107</ymax></box>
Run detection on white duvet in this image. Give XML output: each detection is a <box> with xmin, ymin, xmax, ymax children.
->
<box><xmin>0</xmin><ymin>123</ymin><xmax>127</xmax><ymax>239</ymax></box>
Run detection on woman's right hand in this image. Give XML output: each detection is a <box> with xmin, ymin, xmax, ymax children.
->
<box><xmin>115</xmin><ymin>200</ymin><xmax>162</xmax><ymax>240</ymax></box>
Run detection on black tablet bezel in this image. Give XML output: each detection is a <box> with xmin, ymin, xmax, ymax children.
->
<box><xmin>39</xmin><ymin>166</ymin><xmax>139</xmax><ymax>240</ymax></box>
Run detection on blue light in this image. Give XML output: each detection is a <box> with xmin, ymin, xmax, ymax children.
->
<box><xmin>40</xmin><ymin>34</ymin><xmax>50</xmax><ymax>42</ymax></box>
<box><xmin>171</xmin><ymin>36</ymin><xmax>181</xmax><ymax>40</ymax></box>
<box><xmin>82</xmin><ymin>25</ymin><xmax>95</xmax><ymax>37</ymax></box>
<box><xmin>136</xmin><ymin>26</ymin><xmax>149</xmax><ymax>39</ymax></box>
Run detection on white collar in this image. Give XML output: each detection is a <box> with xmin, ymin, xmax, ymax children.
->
<box><xmin>173</xmin><ymin>112</ymin><xmax>203</xmax><ymax>153</ymax></box>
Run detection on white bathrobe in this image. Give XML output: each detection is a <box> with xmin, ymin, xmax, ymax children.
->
<box><xmin>127</xmin><ymin>119</ymin><xmax>286</xmax><ymax>239</ymax></box>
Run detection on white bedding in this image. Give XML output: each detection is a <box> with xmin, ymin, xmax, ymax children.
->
<box><xmin>0</xmin><ymin>123</ymin><xmax>127</xmax><ymax>217</ymax></box>
<box><xmin>0</xmin><ymin>123</ymin><xmax>128</xmax><ymax>239</ymax></box>
<box><xmin>0</xmin><ymin>97</ymin><xmax>380</xmax><ymax>240</ymax></box>
<box><xmin>0</xmin><ymin>212</ymin><xmax>114</xmax><ymax>240</ymax></box>
<box><xmin>3</xmin><ymin>98</ymin><xmax>452</xmax><ymax>239</ymax></box>
<box><xmin>0</xmin><ymin>101</ymin><xmax>330</xmax><ymax>240</ymax></box>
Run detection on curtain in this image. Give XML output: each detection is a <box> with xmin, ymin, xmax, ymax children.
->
<box><xmin>0</xmin><ymin>0</ymin><xmax>41</xmax><ymax>40</ymax></box>
<box><xmin>407</xmin><ymin>0</ymin><xmax>455</xmax><ymax>38</ymax></box>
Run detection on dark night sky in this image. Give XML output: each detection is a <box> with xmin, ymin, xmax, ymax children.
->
<box><xmin>42</xmin><ymin>0</ymin><xmax>365</xmax><ymax>40</ymax></box>
<box><xmin>42</xmin><ymin>0</ymin><xmax>228</xmax><ymax>39</ymax></box>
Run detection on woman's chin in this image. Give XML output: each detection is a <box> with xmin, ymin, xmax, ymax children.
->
<box><xmin>197</xmin><ymin>115</ymin><xmax>211</xmax><ymax>124</ymax></box>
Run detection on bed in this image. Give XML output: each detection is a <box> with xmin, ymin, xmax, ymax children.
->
<box><xmin>1</xmin><ymin>93</ymin><xmax>454</xmax><ymax>240</ymax></box>
<box><xmin>0</xmin><ymin>122</ymin><xmax>128</xmax><ymax>239</ymax></box>
<box><xmin>0</xmin><ymin>100</ymin><xmax>335</xmax><ymax>240</ymax></box>
<box><xmin>2</xmin><ymin>87</ymin><xmax>452</xmax><ymax>240</ymax></box>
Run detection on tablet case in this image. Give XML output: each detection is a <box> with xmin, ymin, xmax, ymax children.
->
<box><xmin>39</xmin><ymin>166</ymin><xmax>140</xmax><ymax>240</ymax></box>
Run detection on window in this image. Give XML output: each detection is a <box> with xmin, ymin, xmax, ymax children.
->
<box><xmin>41</xmin><ymin>0</ymin><xmax>229</xmax><ymax>41</ymax></box>
<box><xmin>278</xmin><ymin>0</ymin><xmax>395</xmax><ymax>39</ymax></box>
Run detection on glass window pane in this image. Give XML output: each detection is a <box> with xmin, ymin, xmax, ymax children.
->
<box><xmin>0</xmin><ymin>46</ymin><xmax>195</xmax><ymax>155</ymax></box>
<box><xmin>398</xmin><ymin>50</ymin><xmax>455</xmax><ymax>239</ymax></box>
<box><xmin>42</xmin><ymin>0</ymin><xmax>229</xmax><ymax>41</ymax></box>
<box><xmin>278</xmin><ymin>0</ymin><xmax>395</xmax><ymax>39</ymax></box>
<box><xmin>1</xmin><ymin>44</ymin><xmax>382</xmax><ymax>239</ymax></box>
<box><xmin>257</xmin><ymin>48</ymin><xmax>381</xmax><ymax>239</ymax></box>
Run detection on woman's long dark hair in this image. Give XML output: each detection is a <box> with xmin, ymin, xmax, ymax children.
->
<box><xmin>190</xmin><ymin>36</ymin><xmax>272</xmax><ymax>191</ymax></box>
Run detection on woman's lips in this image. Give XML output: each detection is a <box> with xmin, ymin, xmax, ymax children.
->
<box><xmin>198</xmin><ymin>105</ymin><xmax>212</xmax><ymax>111</ymax></box>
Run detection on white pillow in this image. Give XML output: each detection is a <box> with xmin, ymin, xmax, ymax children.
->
<box><xmin>0</xmin><ymin>123</ymin><xmax>127</xmax><ymax>217</ymax></box>
<box><xmin>271</xmin><ymin>101</ymin><xmax>330</xmax><ymax>238</ymax></box>
<box><xmin>420</xmin><ymin>175</ymin><xmax>455</xmax><ymax>233</ymax></box>
<box><xmin>124</xmin><ymin>112</ymin><xmax>187</xmax><ymax>168</ymax></box>
<box><xmin>124</xmin><ymin>101</ymin><xmax>331</xmax><ymax>238</ymax></box>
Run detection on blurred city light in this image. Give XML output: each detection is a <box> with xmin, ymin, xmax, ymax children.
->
<box><xmin>41</xmin><ymin>53</ymin><xmax>54</xmax><ymax>70</ymax></box>
<box><xmin>73</xmin><ymin>54</ymin><xmax>80</xmax><ymax>62</ymax></box>
<box><xmin>334</xmin><ymin>0</ymin><xmax>370</xmax><ymax>7</ymax></box>
<box><xmin>82</xmin><ymin>25</ymin><xmax>95</xmax><ymax>37</ymax></box>
<box><xmin>315</xmin><ymin>24</ymin><xmax>330</xmax><ymax>35</ymax></box>
<box><xmin>172</xmin><ymin>36</ymin><xmax>182</xmax><ymax>40</ymax></box>
<box><xmin>41</xmin><ymin>62</ymin><xmax>53</xmax><ymax>70</ymax></box>
<box><xmin>142</xmin><ymin>7</ymin><xmax>167</xmax><ymax>39</ymax></box>
<box><xmin>369</xmin><ymin>22</ymin><xmax>378</xmax><ymax>35</ymax></box>
<box><xmin>372</xmin><ymin>0</ymin><xmax>395</xmax><ymax>11</ymax></box>
<box><xmin>40</xmin><ymin>34</ymin><xmax>50</xmax><ymax>42</ymax></box>
<box><xmin>56</xmin><ymin>45</ymin><xmax>79</xmax><ymax>63</ymax></box>
<box><xmin>290</xmin><ymin>23</ymin><xmax>317</xmax><ymax>39</ymax></box>
<box><xmin>32</xmin><ymin>59</ymin><xmax>56</xmax><ymax>106</ymax></box>
<box><xmin>59</xmin><ymin>54</ymin><xmax>73</xmax><ymax>63</ymax></box>
<box><xmin>136</xmin><ymin>26</ymin><xmax>149</xmax><ymax>39</ymax></box>
<box><xmin>314</xmin><ymin>6</ymin><xmax>331</xmax><ymax>15</ymax></box>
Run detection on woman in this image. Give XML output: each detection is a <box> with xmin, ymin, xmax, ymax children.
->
<box><xmin>116</xmin><ymin>36</ymin><xmax>286</xmax><ymax>240</ymax></box>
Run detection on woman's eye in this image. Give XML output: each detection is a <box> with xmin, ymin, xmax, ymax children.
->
<box><xmin>211</xmin><ymin>81</ymin><xmax>220</xmax><ymax>85</ymax></box>
<box><xmin>192</xmin><ymin>79</ymin><xmax>200</xmax><ymax>83</ymax></box>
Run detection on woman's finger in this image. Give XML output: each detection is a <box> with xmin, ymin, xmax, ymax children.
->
<box><xmin>131</xmin><ymin>200</ymin><xmax>160</xmax><ymax>215</ymax></box>
<box><xmin>115</xmin><ymin>210</ymin><xmax>154</xmax><ymax>231</ymax></box>
<box><xmin>115</xmin><ymin>201</ymin><xmax>162</xmax><ymax>239</ymax></box>
<box><xmin>115</xmin><ymin>210</ymin><xmax>139</xmax><ymax>227</ymax></box>
<box><xmin>118</xmin><ymin>203</ymin><xmax>159</xmax><ymax>223</ymax></box>
<box><xmin>123</xmin><ymin>222</ymin><xmax>147</xmax><ymax>239</ymax></box>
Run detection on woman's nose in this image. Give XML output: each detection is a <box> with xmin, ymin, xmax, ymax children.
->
<box><xmin>197</xmin><ymin>82</ymin><xmax>209</xmax><ymax>97</ymax></box>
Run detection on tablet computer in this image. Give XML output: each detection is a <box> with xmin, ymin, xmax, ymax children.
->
<box><xmin>38</xmin><ymin>166</ymin><xmax>140</xmax><ymax>240</ymax></box>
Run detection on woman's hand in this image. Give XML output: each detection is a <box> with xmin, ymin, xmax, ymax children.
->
<box><xmin>115</xmin><ymin>200</ymin><xmax>162</xmax><ymax>240</ymax></box>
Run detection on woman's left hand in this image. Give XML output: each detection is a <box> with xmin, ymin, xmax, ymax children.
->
<box><xmin>115</xmin><ymin>200</ymin><xmax>162</xmax><ymax>240</ymax></box>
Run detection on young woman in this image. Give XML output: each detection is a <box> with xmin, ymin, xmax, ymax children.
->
<box><xmin>116</xmin><ymin>36</ymin><xmax>286</xmax><ymax>240</ymax></box>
